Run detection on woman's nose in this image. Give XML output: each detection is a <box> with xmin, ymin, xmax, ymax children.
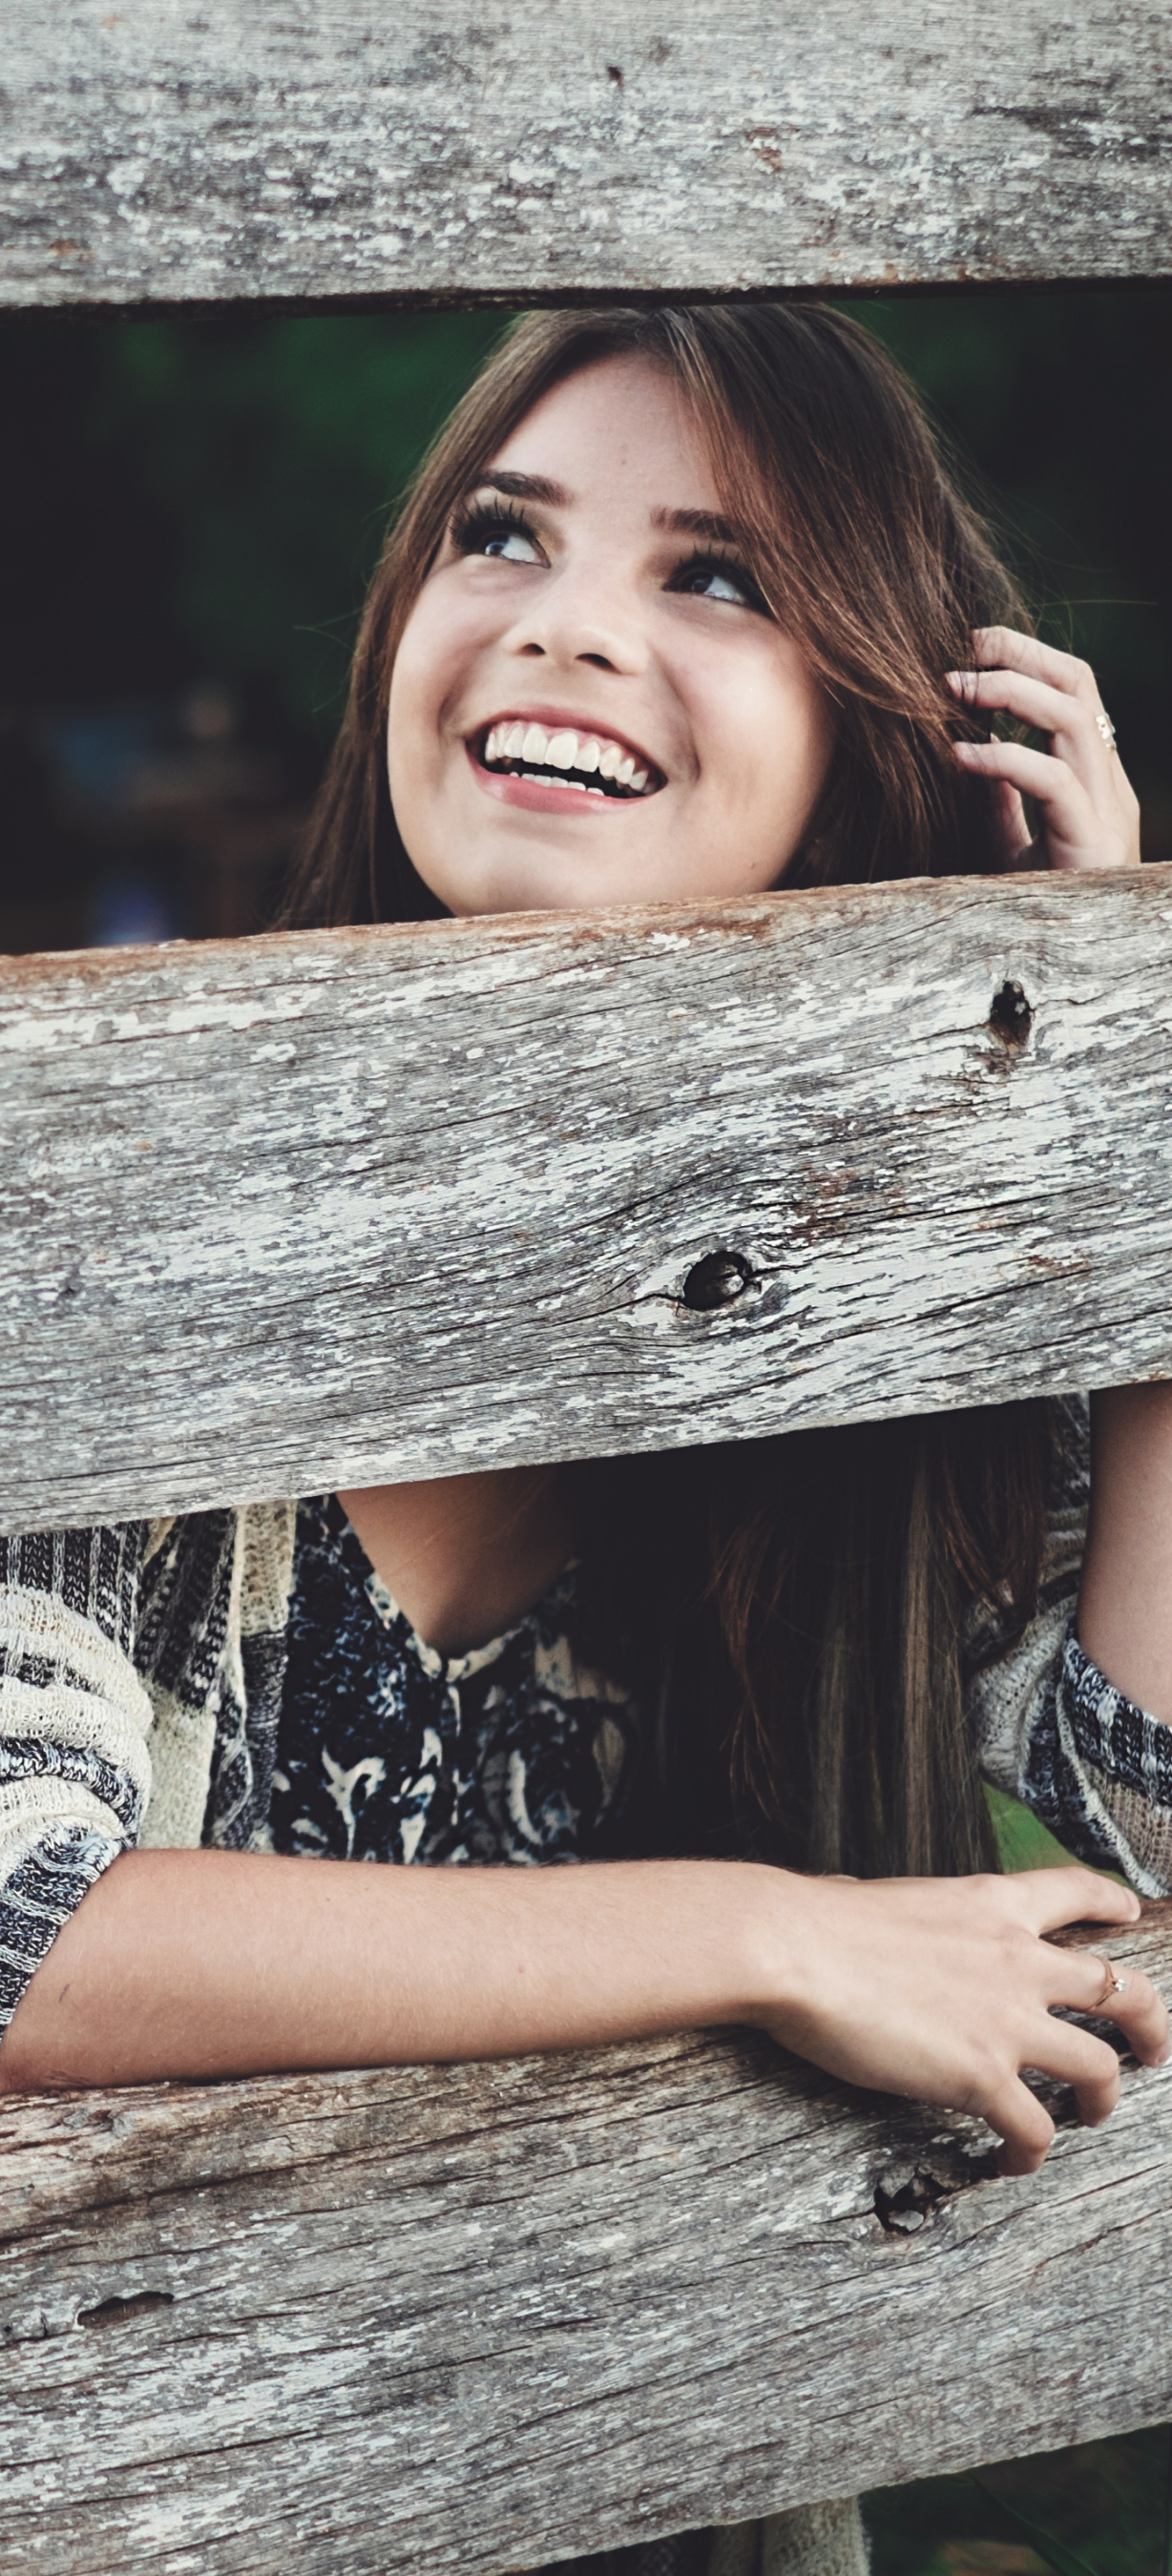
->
<box><xmin>502</xmin><ymin>564</ymin><xmax>648</xmax><ymax>676</ymax></box>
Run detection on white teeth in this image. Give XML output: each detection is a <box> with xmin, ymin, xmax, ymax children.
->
<box><xmin>481</xmin><ymin>719</ymin><xmax>655</xmax><ymax>793</ymax></box>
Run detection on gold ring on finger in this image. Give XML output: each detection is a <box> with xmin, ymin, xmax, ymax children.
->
<box><xmin>1093</xmin><ymin>1957</ymin><xmax>1128</xmax><ymax>2008</ymax></box>
<box><xmin>1095</xmin><ymin>710</ymin><xmax>1117</xmax><ymax>749</ymax></box>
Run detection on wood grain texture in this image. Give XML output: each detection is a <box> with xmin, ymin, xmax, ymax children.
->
<box><xmin>3</xmin><ymin>867</ymin><xmax>1172</xmax><ymax>1531</ymax></box>
<box><xmin>3</xmin><ymin>0</ymin><xmax>1170</xmax><ymax>312</ymax></box>
<box><xmin>3</xmin><ymin>1904</ymin><xmax>1171</xmax><ymax>2573</ymax></box>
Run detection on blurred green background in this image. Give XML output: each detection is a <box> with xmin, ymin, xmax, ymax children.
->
<box><xmin>0</xmin><ymin>288</ymin><xmax>1169</xmax><ymax>949</ymax></box>
<box><xmin>1</xmin><ymin>288</ymin><xmax>1168</xmax><ymax>2567</ymax></box>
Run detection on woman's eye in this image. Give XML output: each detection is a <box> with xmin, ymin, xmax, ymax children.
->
<box><xmin>674</xmin><ymin>556</ymin><xmax>764</xmax><ymax>609</ymax></box>
<box><xmin>451</xmin><ymin>504</ymin><xmax>544</xmax><ymax>566</ymax></box>
<box><xmin>481</xmin><ymin>527</ymin><xmax>542</xmax><ymax>564</ymax></box>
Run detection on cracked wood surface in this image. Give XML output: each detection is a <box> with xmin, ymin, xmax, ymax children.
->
<box><xmin>3</xmin><ymin>0</ymin><xmax>1170</xmax><ymax>312</ymax></box>
<box><xmin>1</xmin><ymin>867</ymin><xmax>1171</xmax><ymax>1531</ymax></box>
<box><xmin>2</xmin><ymin>1904</ymin><xmax>1171</xmax><ymax>2573</ymax></box>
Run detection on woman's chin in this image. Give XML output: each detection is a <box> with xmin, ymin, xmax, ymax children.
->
<box><xmin>408</xmin><ymin>786</ymin><xmax>670</xmax><ymax>916</ymax></box>
<box><xmin>432</xmin><ymin>847</ymin><xmax>654</xmax><ymax>919</ymax></box>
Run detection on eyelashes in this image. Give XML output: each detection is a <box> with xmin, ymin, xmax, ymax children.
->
<box><xmin>668</xmin><ymin>549</ymin><xmax>768</xmax><ymax>613</ymax></box>
<box><xmin>449</xmin><ymin>496</ymin><xmax>539</xmax><ymax>558</ymax></box>
<box><xmin>447</xmin><ymin>492</ymin><xmax>769</xmax><ymax>613</ymax></box>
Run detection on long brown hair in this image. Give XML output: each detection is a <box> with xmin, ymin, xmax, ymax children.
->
<box><xmin>284</xmin><ymin>302</ymin><xmax>1058</xmax><ymax>1879</ymax></box>
<box><xmin>578</xmin><ymin>1406</ymin><xmax>1055</xmax><ymax>1878</ymax></box>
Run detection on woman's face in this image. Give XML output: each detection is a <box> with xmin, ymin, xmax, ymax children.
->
<box><xmin>387</xmin><ymin>353</ymin><xmax>834</xmax><ymax>916</ymax></box>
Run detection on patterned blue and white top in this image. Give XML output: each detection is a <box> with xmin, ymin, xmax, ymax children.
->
<box><xmin>271</xmin><ymin>1496</ymin><xmax>629</xmax><ymax>1870</ymax></box>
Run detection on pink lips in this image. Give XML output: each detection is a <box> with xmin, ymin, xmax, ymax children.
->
<box><xmin>466</xmin><ymin>738</ymin><xmax>638</xmax><ymax>818</ymax></box>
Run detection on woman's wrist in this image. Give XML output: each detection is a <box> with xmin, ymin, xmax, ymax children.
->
<box><xmin>727</xmin><ymin>1861</ymin><xmax>815</xmax><ymax>2038</ymax></box>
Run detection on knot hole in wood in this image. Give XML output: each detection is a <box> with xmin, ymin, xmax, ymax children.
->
<box><xmin>77</xmin><ymin>2289</ymin><xmax>175</xmax><ymax>2331</ymax></box>
<box><xmin>989</xmin><ymin>979</ymin><xmax>1034</xmax><ymax>1046</ymax></box>
<box><xmin>873</xmin><ymin>2143</ymin><xmax>999</xmax><ymax>2234</ymax></box>
<box><xmin>681</xmin><ymin>1251</ymin><xmax>756</xmax><ymax>1312</ymax></box>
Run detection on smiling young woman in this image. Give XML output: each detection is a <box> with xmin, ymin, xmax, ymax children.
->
<box><xmin>0</xmin><ymin>304</ymin><xmax>1167</xmax><ymax>2576</ymax></box>
<box><xmin>384</xmin><ymin>354</ymin><xmax>835</xmax><ymax>914</ymax></box>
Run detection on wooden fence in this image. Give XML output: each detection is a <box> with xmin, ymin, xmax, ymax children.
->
<box><xmin>2</xmin><ymin>5</ymin><xmax>1171</xmax><ymax>2568</ymax></box>
<box><xmin>1</xmin><ymin>867</ymin><xmax>1171</xmax><ymax>1529</ymax></box>
<box><xmin>4</xmin><ymin>0</ymin><xmax>1171</xmax><ymax>308</ymax></box>
<box><xmin>4</xmin><ymin>1905</ymin><xmax>1172</xmax><ymax>2575</ymax></box>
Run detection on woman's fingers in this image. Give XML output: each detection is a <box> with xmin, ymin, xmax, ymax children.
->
<box><xmin>988</xmin><ymin>2077</ymin><xmax>1056</xmax><ymax>2177</ymax></box>
<box><xmin>948</xmin><ymin>623</ymin><xmax>1141</xmax><ymax>873</ymax></box>
<box><xmin>1018</xmin><ymin>1864</ymin><xmax>1141</xmax><ymax>1938</ymax></box>
<box><xmin>976</xmin><ymin>2002</ymin><xmax>1157</xmax><ymax>2174</ymax></box>
<box><xmin>764</xmin><ymin>1869</ymin><xmax>1164</xmax><ymax>2180</ymax></box>
<box><xmin>953</xmin><ymin>736</ymin><xmax>1085</xmax><ymax>805</ymax></box>
<box><xmin>993</xmin><ymin>779</ymin><xmax>1035</xmax><ymax>867</ymax></box>
<box><xmin>947</xmin><ymin>664</ymin><xmax>1114</xmax><ymax>788</ymax></box>
<box><xmin>1099</xmin><ymin>1972</ymin><xmax>1169</xmax><ymax>2066</ymax></box>
<box><xmin>985</xmin><ymin>2011</ymin><xmax>1145</xmax><ymax>2174</ymax></box>
<box><xmin>1056</xmin><ymin>1941</ymin><xmax>1141</xmax><ymax>2011</ymax></box>
<box><xmin>954</xmin><ymin>735</ymin><xmax>1120</xmax><ymax>870</ymax></box>
<box><xmin>970</xmin><ymin>626</ymin><xmax>1104</xmax><ymax>702</ymax></box>
<box><xmin>1027</xmin><ymin>2016</ymin><xmax>1123</xmax><ymax>2128</ymax></box>
<box><xmin>1052</xmin><ymin>1948</ymin><xmax>1171</xmax><ymax>2067</ymax></box>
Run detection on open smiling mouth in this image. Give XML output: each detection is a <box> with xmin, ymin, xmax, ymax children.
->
<box><xmin>477</xmin><ymin>720</ymin><xmax>661</xmax><ymax>800</ymax></box>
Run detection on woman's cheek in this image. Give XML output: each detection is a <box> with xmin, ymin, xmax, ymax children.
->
<box><xmin>387</xmin><ymin>606</ymin><xmax>446</xmax><ymax>794</ymax></box>
<box><xmin>701</xmin><ymin>655</ymin><xmax>832</xmax><ymax>846</ymax></box>
<box><xmin>386</xmin><ymin>671</ymin><xmax>447</xmax><ymax>895</ymax></box>
<box><xmin>388</xmin><ymin>575</ymin><xmax>480</xmax><ymax>779</ymax></box>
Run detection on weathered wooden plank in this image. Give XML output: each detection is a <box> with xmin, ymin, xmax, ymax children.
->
<box><xmin>2</xmin><ymin>867</ymin><xmax>1172</xmax><ymax>1531</ymax></box>
<box><xmin>2</xmin><ymin>1905</ymin><xmax>1170</xmax><ymax>2574</ymax></box>
<box><xmin>3</xmin><ymin>0</ymin><xmax>1170</xmax><ymax>313</ymax></box>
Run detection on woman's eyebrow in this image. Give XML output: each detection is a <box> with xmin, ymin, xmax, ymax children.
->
<box><xmin>653</xmin><ymin>506</ymin><xmax>740</xmax><ymax>544</ymax></box>
<box><xmin>468</xmin><ymin>470</ymin><xmax>571</xmax><ymax>506</ymax></box>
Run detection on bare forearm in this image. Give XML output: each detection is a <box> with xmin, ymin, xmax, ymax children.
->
<box><xmin>0</xmin><ymin>1847</ymin><xmax>771</xmax><ymax>2093</ymax></box>
<box><xmin>1078</xmin><ymin>1382</ymin><xmax>1172</xmax><ymax>1722</ymax></box>
<box><xmin>2</xmin><ymin>1845</ymin><xmax>1164</xmax><ymax>2186</ymax></box>
<box><xmin>2</xmin><ymin>1847</ymin><xmax>1163</xmax><ymax>2191</ymax></box>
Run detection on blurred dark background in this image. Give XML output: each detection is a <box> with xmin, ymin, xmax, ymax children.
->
<box><xmin>0</xmin><ymin>288</ymin><xmax>1168</xmax><ymax>955</ymax></box>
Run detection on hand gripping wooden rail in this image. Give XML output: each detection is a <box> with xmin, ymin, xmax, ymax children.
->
<box><xmin>4</xmin><ymin>3</ymin><xmax>1172</xmax><ymax>2564</ymax></box>
<box><xmin>3</xmin><ymin>1906</ymin><xmax>1172</xmax><ymax>2574</ymax></box>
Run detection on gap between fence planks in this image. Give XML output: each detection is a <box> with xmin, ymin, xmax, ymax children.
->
<box><xmin>0</xmin><ymin>865</ymin><xmax>1170</xmax><ymax>1532</ymax></box>
<box><xmin>3</xmin><ymin>0</ymin><xmax>1171</xmax><ymax>312</ymax></box>
<box><xmin>1</xmin><ymin>1903</ymin><xmax>1169</xmax><ymax>2575</ymax></box>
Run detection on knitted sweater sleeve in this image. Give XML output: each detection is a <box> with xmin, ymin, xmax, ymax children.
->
<box><xmin>0</xmin><ymin>1524</ymin><xmax>154</xmax><ymax>2036</ymax></box>
<box><xmin>967</xmin><ymin>1398</ymin><xmax>1172</xmax><ymax>1897</ymax></box>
